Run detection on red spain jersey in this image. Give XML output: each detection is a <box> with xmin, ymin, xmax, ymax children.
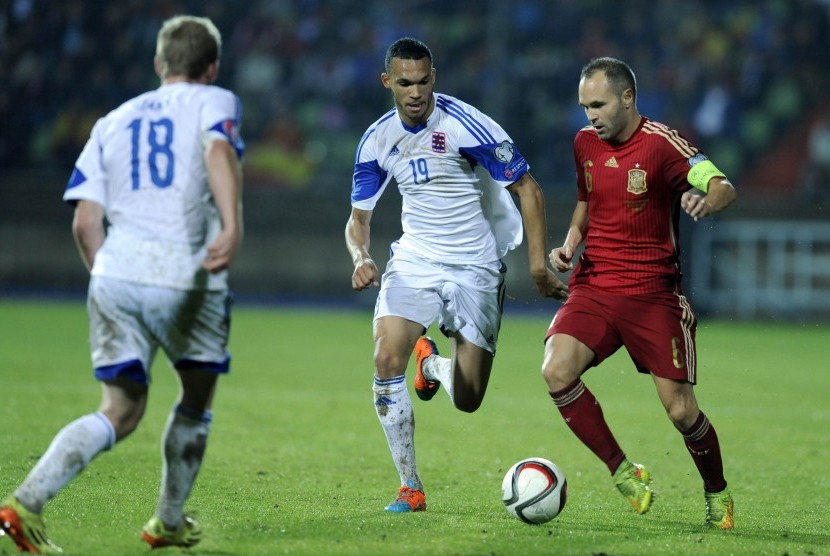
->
<box><xmin>571</xmin><ymin>116</ymin><xmax>699</xmax><ymax>295</ymax></box>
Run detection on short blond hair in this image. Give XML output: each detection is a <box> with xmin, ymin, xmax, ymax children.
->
<box><xmin>156</xmin><ymin>15</ymin><xmax>221</xmax><ymax>79</ymax></box>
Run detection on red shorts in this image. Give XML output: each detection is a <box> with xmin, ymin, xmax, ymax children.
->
<box><xmin>545</xmin><ymin>287</ymin><xmax>698</xmax><ymax>383</ymax></box>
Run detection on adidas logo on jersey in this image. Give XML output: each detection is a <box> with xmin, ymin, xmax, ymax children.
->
<box><xmin>389</xmin><ymin>145</ymin><xmax>400</xmax><ymax>156</ymax></box>
<box><xmin>605</xmin><ymin>156</ymin><xmax>619</xmax><ymax>168</ymax></box>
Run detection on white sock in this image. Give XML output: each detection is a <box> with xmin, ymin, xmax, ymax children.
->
<box><xmin>373</xmin><ymin>375</ymin><xmax>421</xmax><ymax>490</ymax></box>
<box><xmin>156</xmin><ymin>405</ymin><xmax>211</xmax><ymax>530</ymax></box>
<box><xmin>424</xmin><ymin>354</ymin><xmax>454</xmax><ymax>402</ymax></box>
<box><xmin>16</xmin><ymin>412</ymin><xmax>115</xmax><ymax>513</ymax></box>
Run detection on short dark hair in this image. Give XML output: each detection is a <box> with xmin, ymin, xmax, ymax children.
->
<box><xmin>580</xmin><ymin>57</ymin><xmax>637</xmax><ymax>101</ymax></box>
<box><xmin>384</xmin><ymin>37</ymin><xmax>433</xmax><ymax>73</ymax></box>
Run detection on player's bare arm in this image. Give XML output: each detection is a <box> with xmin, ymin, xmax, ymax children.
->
<box><xmin>346</xmin><ymin>207</ymin><xmax>379</xmax><ymax>290</ymax></box>
<box><xmin>508</xmin><ymin>173</ymin><xmax>568</xmax><ymax>300</ymax></box>
<box><xmin>549</xmin><ymin>201</ymin><xmax>588</xmax><ymax>272</ymax></box>
<box><xmin>681</xmin><ymin>177</ymin><xmax>737</xmax><ymax>221</ymax></box>
<box><xmin>71</xmin><ymin>200</ymin><xmax>106</xmax><ymax>271</ymax></box>
<box><xmin>203</xmin><ymin>139</ymin><xmax>243</xmax><ymax>273</ymax></box>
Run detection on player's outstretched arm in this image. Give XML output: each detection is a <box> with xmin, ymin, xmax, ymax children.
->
<box><xmin>346</xmin><ymin>207</ymin><xmax>379</xmax><ymax>290</ymax></box>
<box><xmin>508</xmin><ymin>173</ymin><xmax>569</xmax><ymax>300</ymax></box>
<box><xmin>72</xmin><ymin>200</ymin><xmax>105</xmax><ymax>271</ymax></box>
<box><xmin>204</xmin><ymin>139</ymin><xmax>243</xmax><ymax>273</ymax></box>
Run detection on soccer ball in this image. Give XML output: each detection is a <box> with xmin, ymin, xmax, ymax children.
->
<box><xmin>501</xmin><ymin>457</ymin><xmax>567</xmax><ymax>524</ymax></box>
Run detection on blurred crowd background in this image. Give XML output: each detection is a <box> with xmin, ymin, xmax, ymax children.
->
<box><xmin>4</xmin><ymin>0</ymin><xmax>830</xmax><ymax>197</ymax></box>
<box><xmin>2</xmin><ymin>0</ymin><xmax>830</xmax><ymax>317</ymax></box>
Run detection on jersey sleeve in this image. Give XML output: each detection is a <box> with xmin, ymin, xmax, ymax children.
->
<box><xmin>650</xmin><ymin>124</ymin><xmax>699</xmax><ymax>192</ymax></box>
<box><xmin>201</xmin><ymin>88</ymin><xmax>245</xmax><ymax>160</ymax></box>
<box><xmin>63</xmin><ymin>118</ymin><xmax>108</xmax><ymax>207</ymax></box>
<box><xmin>350</xmin><ymin>126</ymin><xmax>390</xmax><ymax>211</ymax></box>
<box><xmin>438</xmin><ymin>97</ymin><xmax>529</xmax><ymax>186</ymax></box>
<box><xmin>665</xmin><ymin>147</ymin><xmax>698</xmax><ymax>193</ymax></box>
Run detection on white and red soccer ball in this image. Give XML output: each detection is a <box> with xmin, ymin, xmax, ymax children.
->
<box><xmin>501</xmin><ymin>457</ymin><xmax>567</xmax><ymax>524</ymax></box>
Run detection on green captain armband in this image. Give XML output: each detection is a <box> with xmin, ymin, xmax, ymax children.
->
<box><xmin>687</xmin><ymin>159</ymin><xmax>725</xmax><ymax>193</ymax></box>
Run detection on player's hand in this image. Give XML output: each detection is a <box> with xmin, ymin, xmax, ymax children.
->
<box><xmin>681</xmin><ymin>190</ymin><xmax>711</xmax><ymax>221</ymax></box>
<box><xmin>203</xmin><ymin>229</ymin><xmax>241</xmax><ymax>273</ymax></box>
<box><xmin>352</xmin><ymin>257</ymin><xmax>379</xmax><ymax>291</ymax></box>
<box><xmin>533</xmin><ymin>268</ymin><xmax>570</xmax><ymax>300</ymax></box>
<box><xmin>549</xmin><ymin>245</ymin><xmax>575</xmax><ymax>272</ymax></box>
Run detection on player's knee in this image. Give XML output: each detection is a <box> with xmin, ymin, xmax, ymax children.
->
<box><xmin>373</xmin><ymin>349</ymin><xmax>407</xmax><ymax>376</ymax></box>
<box><xmin>540</xmin><ymin>361</ymin><xmax>555</xmax><ymax>386</ymax></box>
<box><xmin>664</xmin><ymin>401</ymin><xmax>697</xmax><ymax>431</ymax></box>
<box><xmin>541</xmin><ymin>358</ymin><xmax>574</xmax><ymax>392</ymax></box>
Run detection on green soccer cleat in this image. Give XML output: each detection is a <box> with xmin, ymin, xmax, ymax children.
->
<box><xmin>612</xmin><ymin>460</ymin><xmax>653</xmax><ymax>514</ymax></box>
<box><xmin>140</xmin><ymin>515</ymin><xmax>202</xmax><ymax>549</ymax></box>
<box><xmin>0</xmin><ymin>496</ymin><xmax>63</xmax><ymax>553</ymax></box>
<box><xmin>705</xmin><ymin>488</ymin><xmax>734</xmax><ymax>529</ymax></box>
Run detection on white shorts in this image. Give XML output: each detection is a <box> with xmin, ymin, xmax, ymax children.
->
<box><xmin>374</xmin><ymin>246</ymin><xmax>506</xmax><ymax>353</ymax></box>
<box><xmin>87</xmin><ymin>275</ymin><xmax>232</xmax><ymax>385</ymax></box>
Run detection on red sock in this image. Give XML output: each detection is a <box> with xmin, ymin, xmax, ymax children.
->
<box><xmin>550</xmin><ymin>379</ymin><xmax>625</xmax><ymax>474</ymax></box>
<box><xmin>681</xmin><ymin>412</ymin><xmax>727</xmax><ymax>493</ymax></box>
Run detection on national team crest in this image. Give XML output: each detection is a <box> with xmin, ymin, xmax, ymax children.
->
<box><xmin>432</xmin><ymin>131</ymin><xmax>447</xmax><ymax>153</ymax></box>
<box><xmin>627</xmin><ymin>168</ymin><xmax>647</xmax><ymax>195</ymax></box>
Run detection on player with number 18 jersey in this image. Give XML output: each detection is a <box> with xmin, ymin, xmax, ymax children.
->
<box><xmin>63</xmin><ymin>83</ymin><xmax>244</xmax><ymax>290</ymax></box>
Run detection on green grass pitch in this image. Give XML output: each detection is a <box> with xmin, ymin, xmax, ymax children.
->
<box><xmin>0</xmin><ymin>299</ymin><xmax>828</xmax><ymax>555</ymax></box>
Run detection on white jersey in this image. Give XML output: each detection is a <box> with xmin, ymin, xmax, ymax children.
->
<box><xmin>351</xmin><ymin>93</ymin><xmax>527</xmax><ymax>264</ymax></box>
<box><xmin>64</xmin><ymin>82</ymin><xmax>244</xmax><ymax>290</ymax></box>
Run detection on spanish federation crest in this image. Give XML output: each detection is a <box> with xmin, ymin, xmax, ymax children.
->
<box><xmin>627</xmin><ymin>168</ymin><xmax>647</xmax><ymax>195</ymax></box>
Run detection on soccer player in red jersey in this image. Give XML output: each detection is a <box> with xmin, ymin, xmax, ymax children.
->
<box><xmin>543</xmin><ymin>57</ymin><xmax>737</xmax><ymax>529</ymax></box>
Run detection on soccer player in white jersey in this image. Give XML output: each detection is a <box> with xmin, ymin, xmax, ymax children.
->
<box><xmin>0</xmin><ymin>15</ymin><xmax>243</xmax><ymax>553</ymax></box>
<box><xmin>345</xmin><ymin>37</ymin><xmax>569</xmax><ymax>512</ymax></box>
